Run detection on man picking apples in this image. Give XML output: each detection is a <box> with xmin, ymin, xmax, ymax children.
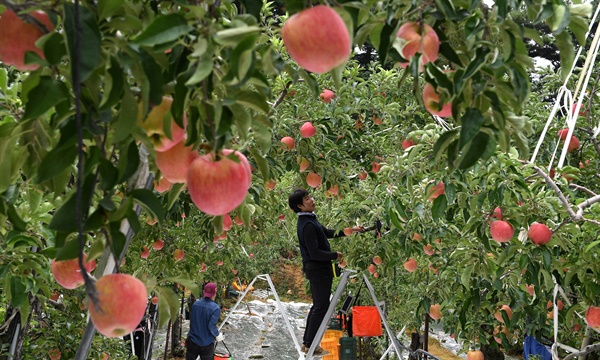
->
<box><xmin>288</xmin><ymin>189</ymin><xmax>363</xmax><ymax>355</ymax></box>
<box><xmin>186</xmin><ymin>283</ymin><xmax>223</xmax><ymax>360</ymax></box>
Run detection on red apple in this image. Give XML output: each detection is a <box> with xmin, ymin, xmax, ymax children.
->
<box><xmin>423</xmin><ymin>244</ymin><xmax>434</xmax><ymax>256</ymax></box>
<box><xmin>306</xmin><ymin>172</ymin><xmax>322</xmax><ymax>188</ymax></box>
<box><xmin>526</xmin><ymin>284</ymin><xmax>535</xmax><ymax>296</ymax></box>
<box><xmin>427</xmin><ymin>181</ymin><xmax>445</xmax><ymax>201</ymax></box>
<box><xmin>371</xmin><ymin>161</ymin><xmax>381</xmax><ymax>173</ymax></box>
<box><xmin>528</xmin><ymin>222</ymin><xmax>552</xmax><ymax>245</ymax></box>
<box><xmin>429</xmin><ymin>304</ymin><xmax>442</xmax><ymax>320</ymax></box>
<box><xmin>281</xmin><ymin>136</ymin><xmax>295</xmax><ymax>150</ymax></box>
<box><xmin>249</xmin><ymin>253</ymin><xmax>254</xmax><ymax>258</ymax></box>
<box><xmin>467</xmin><ymin>350</ymin><xmax>484</xmax><ymax>360</ymax></box>
<box><xmin>89</xmin><ymin>274</ymin><xmax>148</xmax><ymax>338</ymax></box>
<box><xmin>49</xmin><ymin>291</ymin><xmax>60</xmax><ymax>302</ymax></box>
<box><xmin>493</xmin><ymin>325</ymin><xmax>509</xmax><ymax>344</ymax></box>
<box><xmin>339</xmin><ymin>259</ymin><xmax>347</xmax><ymax>268</ymax></box>
<box><xmin>156</xmin><ymin>140</ymin><xmax>199</xmax><ymax>183</ymax></box>
<box><xmin>151</xmin><ymin>296</ymin><xmax>159</xmax><ymax>305</ymax></box>
<box><xmin>222</xmin><ymin>213</ymin><xmax>233</xmax><ymax>231</ymax></box>
<box><xmin>373</xmin><ymin>256</ymin><xmax>382</xmax><ymax>265</ymax></box>
<box><xmin>402</xmin><ymin>139</ymin><xmax>415</xmax><ymax>150</ymax></box>
<box><xmin>51</xmin><ymin>254</ymin><xmax>97</xmax><ymax>290</ymax></box>
<box><xmin>558</xmin><ymin>128</ymin><xmax>570</xmax><ymax>140</ymax></box>
<box><xmin>234</xmin><ymin>215</ymin><xmax>244</xmax><ymax>226</ymax></box>
<box><xmin>281</xmin><ymin>6</ymin><xmax>351</xmax><ymax>74</ymax></box>
<box><xmin>140</xmin><ymin>246</ymin><xmax>150</xmax><ymax>259</ymax></box>
<box><xmin>216</xmin><ymin>260</ymin><xmax>223</xmax><ymax>266</ymax></box>
<box><xmin>173</xmin><ymin>249</ymin><xmax>185</xmax><ymax>261</ymax></box>
<box><xmin>494</xmin><ymin>304</ymin><xmax>513</xmax><ymax>323</ymax></box>
<box><xmin>571</xmin><ymin>103</ymin><xmax>586</xmax><ymax>117</ymax></box>
<box><xmin>547</xmin><ymin>300</ymin><xmax>564</xmax><ymax>311</ymax></box>
<box><xmin>413</xmin><ymin>233</ymin><xmax>422</xmax><ymax>241</ymax></box>
<box><xmin>373</xmin><ymin>272</ymin><xmax>379</xmax><ymax>278</ymax></box>
<box><xmin>0</xmin><ymin>9</ymin><xmax>53</xmax><ymax>71</ymax></box>
<box><xmin>137</xmin><ymin>96</ymin><xmax>187</xmax><ymax>152</ymax></box>
<box><xmin>200</xmin><ymin>263</ymin><xmax>207</xmax><ymax>272</ymax></box>
<box><xmin>357</xmin><ymin>170</ymin><xmax>367</xmax><ymax>180</ymax></box>
<box><xmin>492</xmin><ymin>207</ymin><xmax>503</xmax><ymax>220</ymax></box>
<box><xmin>567</xmin><ymin>136</ymin><xmax>580</xmax><ymax>152</ymax></box>
<box><xmin>367</xmin><ymin>264</ymin><xmax>377</xmax><ymax>274</ymax></box>
<box><xmin>396</xmin><ymin>22</ymin><xmax>440</xmax><ymax>70</ymax></box>
<box><xmin>585</xmin><ymin>306</ymin><xmax>600</xmax><ymax>331</ymax></box>
<box><xmin>372</xmin><ymin>115</ymin><xmax>383</xmax><ymax>125</ymax></box>
<box><xmin>320</xmin><ymin>89</ymin><xmax>335</xmax><ymax>103</ymax></box>
<box><xmin>343</xmin><ymin>227</ymin><xmax>353</xmax><ymax>236</ymax></box>
<box><xmin>188</xmin><ymin>150</ymin><xmax>251</xmax><ymax>216</ymax></box>
<box><xmin>325</xmin><ymin>184</ymin><xmax>339</xmax><ymax>198</ymax></box>
<box><xmin>403</xmin><ymin>258</ymin><xmax>418</xmax><ymax>272</ymax></box>
<box><xmin>299</xmin><ymin>158</ymin><xmax>310</xmax><ymax>172</ymax></box>
<box><xmin>300</xmin><ymin>122</ymin><xmax>316</xmax><ymax>138</ymax></box>
<box><xmin>490</xmin><ymin>220</ymin><xmax>514</xmax><ymax>242</ymax></box>
<box><xmin>152</xmin><ymin>239</ymin><xmax>164</xmax><ymax>250</ymax></box>
<box><xmin>49</xmin><ymin>348</ymin><xmax>61</xmax><ymax>360</ymax></box>
<box><xmin>154</xmin><ymin>176</ymin><xmax>172</xmax><ymax>193</ymax></box>
<box><xmin>423</xmin><ymin>83</ymin><xmax>452</xmax><ymax>117</ymax></box>
<box><xmin>265</xmin><ymin>179</ymin><xmax>276</xmax><ymax>190</ymax></box>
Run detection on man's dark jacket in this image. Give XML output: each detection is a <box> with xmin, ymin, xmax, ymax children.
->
<box><xmin>296</xmin><ymin>213</ymin><xmax>343</xmax><ymax>270</ymax></box>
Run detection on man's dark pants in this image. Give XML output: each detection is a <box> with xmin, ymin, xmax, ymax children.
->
<box><xmin>185</xmin><ymin>338</ymin><xmax>214</xmax><ymax>360</ymax></box>
<box><xmin>303</xmin><ymin>267</ymin><xmax>334</xmax><ymax>347</ymax></box>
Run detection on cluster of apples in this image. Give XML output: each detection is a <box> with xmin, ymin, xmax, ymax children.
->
<box><xmin>557</xmin><ymin>128</ymin><xmax>580</xmax><ymax>153</ymax></box>
<box><xmin>51</xmin><ymin>255</ymin><xmax>148</xmax><ymax>338</ymax></box>
<box><xmin>366</xmin><ymin>255</ymin><xmax>383</xmax><ymax>278</ymax></box>
<box><xmin>488</xmin><ymin>207</ymin><xmax>553</xmax><ymax>245</ymax></box>
<box><xmin>0</xmin><ymin>9</ymin><xmax>53</xmax><ymax>71</ymax></box>
<box><xmin>139</xmin><ymin>97</ymin><xmax>252</xmax><ymax>216</ymax></box>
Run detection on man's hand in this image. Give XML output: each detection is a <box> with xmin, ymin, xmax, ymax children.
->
<box><xmin>215</xmin><ymin>333</ymin><xmax>224</xmax><ymax>342</ymax></box>
<box><xmin>336</xmin><ymin>252</ymin><xmax>343</xmax><ymax>262</ymax></box>
<box><xmin>352</xmin><ymin>225</ymin><xmax>365</xmax><ymax>233</ymax></box>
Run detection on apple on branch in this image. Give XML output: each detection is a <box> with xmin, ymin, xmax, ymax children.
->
<box><xmin>187</xmin><ymin>149</ymin><xmax>251</xmax><ymax>216</ymax></box>
<box><xmin>320</xmin><ymin>89</ymin><xmax>335</xmax><ymax>103</ymax></box>
<box><xmin>156</xmin><ymin>140</ymin><xmax>199</xmax><ymax>184</ymax></box>
<box><xmin>0</xmin><ymin>9</ymin><xmax>53</xmax><ymax>71</ymax></box>
<box><xmin>281</xmin><ymin>6</ymin><xmax>351</xmax><ymax>74</ymax></box>
<box><xmin>395</xmin><ymin>22</ymin><xmax>440</xmax><ymax>71</ymax></box>
<box><xmin>89</xmin><ymin>274</ymin><xmax>148</xmax><ymax>338</ymax></box>
<box><xmin>423</xmin><ymin>83</ymin><xmax>452</xmax><ymax>117</ymax></box>
<box><xmin>137</xmin><ymin>96</ymin><xmax>187</xmax><ymax>152</ymax></box>
<box><xmin>306</xmin><ymin>172</ymin><xmax>322</xmax><ymax>188</ymax></box>
<box><xmin>281</xmin><ymin>136</ymin><xmax>295</xmax><ymax>150</ymax></box>
<box><xmin>51</xmin><ymin>254</ymin><xmax>97</xmax><ymax>290</ymax></box>
<box><xmin>300</xmin><ymin>122</ymin><xmax>316</xmax><ymax>138</ymax></box>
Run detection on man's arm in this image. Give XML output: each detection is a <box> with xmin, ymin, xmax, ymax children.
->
<box><xmin>303</xmin><ymin>223</ymin><xmax>338</xmax><ymax>261</ymax></box>
<box><xmin>322</xmin><ymin>224</ymin><xmax>364</xmax><ymax>238</ymax></box>
<box><xmin>208</xmin><ymin>308</ymin><xmax>221</xmax><ymax>338</ymax></box>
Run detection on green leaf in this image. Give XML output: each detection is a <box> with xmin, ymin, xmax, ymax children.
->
<box><xmin>435</xmin><ymin>0</ymin><xmax>458</xmax><ymax>20</ymax></box>
<box><xmin>239</xmin><ymin>0</ymin><xmax>262</xmax><ymax>19</ymax></box>
<box><xmin>463</xmin><ymin>47</ymin><xmax>489</xmax><ymax>79</ymax></box>
<box><xmin>22</xmin><ymin>77</ymin><xmax>70</xmax><ymax>121</ymax></box>
<box><xmin>109</xmin><ymin>222</ymin><xmax>127</xmax><ymax>260</ymax></box>
<box><xmin>54</xmin><ymin>239</ymin><xmax>81</xmax><ymax>261</ymax></box>
<box><xmin>231</xmin><ymin>104</ymin><xmax>251</xmax><ymax>141</ymax></box>
<box><xmin>569</xmin><ymin>16</ymin><xmax>589</xmax><ymax>47</ymax></box>
<box><xmin>10</xmin><ymin>277</ymin><xmax>27</xmax><ymax>307</ymax></box>
<box><xmin>157</xmin><ymin>286</ymin><xmax>182</xmax><ymax>329</ymax></box>
<box><xmin>214</xmin><ymin>26</ymin><xmax>262</xmax><ymax>46</ymax></box>
<box><xmin>166</xmin><ymin>183</ymin><xmax>186</xmax><ymax>211</ymax></box>
<box><xmin>249</xmin><ymin>147</ymin><xmax>270</xmax><ymax>180</ymax></box>
<box><xmin>252</xmin><ymin>115</ymin><xmax>272</xmax><ymax>153</ymax></box>
<box><xmin>1</xmin><ymin>202</ymin><xmax>27</xmax><ymax>232</ymax></box>
<box><xmin>63</xmin><ymin>3</ymin><xmax>102</xmax><ymax>82</ymax></box>
<box><xmin>48</xmin><ymin>174</ymin><xmax>95</xmax><ymax>233</ymax></box>
<box><xmin>98</xmin><ymin>0</ymin><xmax>126</xmax><ymax>20</ymax></box>
<box><xmin>42</xmin><ymin>32</ymin><xmax>67</xmax><ymax>66</ymax></box>
<box><xmin>297</xmin><ymin>70</ymin><xmax>319</xmax><ymax>98</ymax></box>
<box><xmin>431</xmin><ymin>196</ymin><xmax>447</xmax><ymax>221</ymax></box>
<box><xmin>549</xmin><ymin>4</ymin><xmax>570</xmax><ymax>34</ymax></box>
<box><xmin>0</xmin><ymin>68</ymin><xmax>7</xmax><ymax>94</ymax></box>
<box><xmin>284</xmin><ymin>0</ymin><xmax>305</xmax><ymax>16</ymax></box>
<box><xmin>113</xmin><ymin>87</ymin><xmax>138</xmax><ymax>144</ymax></box>
<box><xmin>234</xmin><ymin>90</ymin><xmax>269</xmax><ymax>114</ymax></box>
<box><xmin>37</xmin><ymin>144</ymin><xmax>77</xmax><ymax>183</ymax></box>
<box><xmin>117</xmin><ymin>141</ymin><xmax>140</xmax><ymax>183</ymax></box>
<box><xmin>185</xmin><ymin>52</ymin><xmax>213</xmax><ymax>86</ymax></box>
<box><xmin>100</xmin><ymin>57</ymin><xmax>125</xmax><ymax>111</ymax></box>
<box><xmin>585</xmin><ymin>240</ymin><xmax>600</xmax><ymax>252</ymax></box>
<box><xmin>98</xmin><ymin>158</ymin><xmax>119</xmax><ymax>191</ymax></box>
<box><xmin>457</xmin><ymin>132</ymin><xmax>489</xmax><ymax>169</ymax></box>
<box><xmin>433</xmin><ymin>129</ymin><xmax>459</xmax><ymax>159</ymax></box>
<box><xmin>133</xmin><ymin>14</ymin><xmax>192</xmax><ymax>46</ymax></box>
<box><xmin>555</xmin><ymin>32</ymin><xmax>574</xmax><ymax>82</ymax></box>
<box><xmin>459</xmin><ymin>108</ymin><xmax>485</xmax><ymax>148</ymax></box>
<box><xmin>165</xmin><ymin>275</ymin><xmax>200</xmax><ymax>295</ymax></box>
<box><xmin>130</xmin><ymin>189</ymin><xmax>165</xmax><ymax>224</ymax></box>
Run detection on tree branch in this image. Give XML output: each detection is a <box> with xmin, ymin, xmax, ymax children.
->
<box><xmin>569</xmin><ymin>183</ymin><xmax>597</xmax><ymax>197</ymax></box>
<box><xmin>562</xmin><ymin>343</ymin><xmax>600</xmax><ymax>360</ymax></box>
<box><xmin>520</xmin><ymin>160</ymin><xmax>578</xmax><ymax>219</ymax></box>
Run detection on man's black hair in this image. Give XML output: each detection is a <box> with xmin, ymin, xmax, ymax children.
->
<box><xmin>288</xmin><ymin>188</ymin><xmax>308</xmax><ymax>213</ymax></box>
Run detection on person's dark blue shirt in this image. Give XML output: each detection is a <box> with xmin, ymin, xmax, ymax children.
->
<box><xmin>188</xmin><ymin>297</ymin><xmax>221</xmax><ymax>347</ymax></box>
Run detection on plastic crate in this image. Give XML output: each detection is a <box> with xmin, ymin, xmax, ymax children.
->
<box><xmin>319</xmin><ymin>337</ymin><xmax>339</xmax><ymax>360</ymax></box>
<box><xmin>323</xmin><ymin>329</ymin><xmax>343</xmax><ymax>341</ymax></box>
